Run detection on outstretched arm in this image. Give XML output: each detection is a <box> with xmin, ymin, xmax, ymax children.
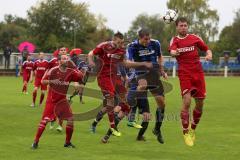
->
<box><xmin>122</xmin><ymin>59</ymin><xmax>152</xmax><ymax>69</ymax></box>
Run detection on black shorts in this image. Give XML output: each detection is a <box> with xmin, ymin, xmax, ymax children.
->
<box><xmin>135</xmin><ymin>70</ymin><xmax>164</xmax><ymax>96</ymax></box>
<box><xmin>137</xmin><ymin>98</ymin><xmax>150</xmax><ymax>114</ymax></box>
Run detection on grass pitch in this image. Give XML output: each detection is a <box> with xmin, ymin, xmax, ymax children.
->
<box><xmin>0</xmin><ymin>76</ymin><xmax>239</xmax><ymax>160</ymax></box>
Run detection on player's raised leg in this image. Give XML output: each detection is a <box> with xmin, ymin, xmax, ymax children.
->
<box><xmin>31</xmin><ymin>87</ymin><xmax>38</xmax><ymax>107</ymax></box>
<box><xmin>181</xmin><ymin>92</ymin><xmax>193</xmax><ymax>146</ymax></box>
<box><xmin>90</xmin><ymin>106</ymin><xmax>107</xmax><ymax>133</ymax></box>
<box><xmin>189</xmin><ymin>98</ymin><xmax>204</xmax><ymax>142</ymax></box>
<box><xmin>39</xmin><ymin>90</ymin><xmax>46</xmax><ymax>107</ymax></box>
<box><xmin>31</xmin><ymin>118</ymin><xmax>49</xmax><ymax>149</ymax></box>
<box><xmin>152</xmin><ymin>95</ymin><xmax>165</xmax><ymax>144</ymax></box>
<box><xmin>64</xmin><ymin>117</ymin><xmax>75</xmax><ymax>148</ymax></box>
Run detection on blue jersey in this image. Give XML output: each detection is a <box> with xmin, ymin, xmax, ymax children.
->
<box><xmin>126</xmin><ymin>39</ymin><xmax>162</xmax><ymax>77</ymax></box>
<box><xmin>126</xmin><ymin>39</ymin><xmax>162</xmax><ymax>63</ymax></box>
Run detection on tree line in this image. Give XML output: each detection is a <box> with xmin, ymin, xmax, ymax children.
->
<box><xmin>0</xmin><ymin>0</ymin><xmax>239</xmax><ymax>63</ymax></box>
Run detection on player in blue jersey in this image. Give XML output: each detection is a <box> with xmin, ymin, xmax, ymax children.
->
<box><xmin>126</xmin><ymin>28</ymin><xmax>168</xmax><ymax>143</ymax></box>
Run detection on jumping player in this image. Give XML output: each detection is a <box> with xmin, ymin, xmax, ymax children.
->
<box><xmin>169</xmin><ymin>17</ymin><xmax>212</xmax><ymax>146</ymax></box>
<box><xmin>126</xmin><ymin>28</ymin><xmax>167</xmax><ymax>143</ymax></box>
<box><xmin>88</xmin><ymin>32</ymin><xmax>153</xmax><ymax>137</ymax></box>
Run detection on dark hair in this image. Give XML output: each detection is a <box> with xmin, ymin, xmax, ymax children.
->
<box><xmin>114</xmin><ymin>31</ymin><xmax>124</xmax><ymax>39</ymax></box>
<box><xmin>138</xmin><ymin>28</ymin><xmax>150</xmax><ymax>38</ymax></box>
<box><xmin>175</xmin><ymin>17</ymin><xmax>188</xmax><ymax>26</ymax></box>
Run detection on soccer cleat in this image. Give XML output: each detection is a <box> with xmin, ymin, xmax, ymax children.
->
<box><xmin>31</xmin><ymin>142</ymin><xmax>38</xmax><ymax>149</ymax></box>
<box><xmin>152</xmin><ymin>129</ymin><xmax>164</xmax><ymax>144</ymax></box>
<box><xmin>101</xmin><ymin>135</ymin><xmax>110</xmax><ymax>143</ymax></box>
<box><xmin>56</xmin><ymin>125</ymin><xmax>63</xmax><ymax>132</ymax></box>
<box><xmin>189</xmin><ymin>128</ymin><xmax>196</xmax><ymax>142</ymax></box>
<box><xmin>110</xmin><ymin>128</ymin><xmax>121</xmax><ymax>137</ymax></box>
<box><xmin>64</xmin><ymin>143</ymin><xmax>76</xmax><ymax>148</ymax></box>
<box><xmin>127</xmin><ymin>121</ymin><xmax>142</xmax><ymax>129</ymax></box>
<box><xmin>38</xmin><ymin>103</ymin><xmax>42</xmax><ymax>107</ymax></box>
<box><xmin>30</xmin><ymin>103</ymin><xmax>35</xmax><ymax>107</ymax></box>
<box><xmin>183</xmin><ymin>133</ymin><xmax>194</xmax><ymax>147</ymax></box>
<box><xmin>136</xmin><ymin>136</ymin><xmax>146</xmax><ymax>141</ymax></box>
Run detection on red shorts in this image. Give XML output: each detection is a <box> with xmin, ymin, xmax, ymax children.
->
<box><xmin>54</xmin><ymin>99</ymin><xmax>73</xmax><ymax>120</ymax></box>
<box><xmin>178</xmin><ymin>72</ymin><xmax>206</xmax><ymax>99</ymax></box>
<box><xmin>115</xmin><ymin>75</ymin><xmax>127</xmax><ymax>95</ymax></box>
<box><xmin>98</xmin><ymin>75</ymin><xmax>126</xmax><ymax>97</ymax></box>
<box><xmin>23</xmin><ymin>73</ymin><xmax>30</xmax><ymax>82</ymax></box>
<box><xmin>42</xmin><ymin>102</ymin><xmax>56</xmax><ymax>121</ymax></box>
<box><xmin>34</xmin><ymin>77</ymin><xmax>47</xmax><ymax>90</ymax></box>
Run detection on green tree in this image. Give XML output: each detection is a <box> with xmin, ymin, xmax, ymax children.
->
<box><xmin>27</xmin><ymin>0</ymin><xmax>110</xmax><ymax>52</ymax></box>
<box><xmin>215</xmin><ymin>9</ymin><xmax>240</xmax><ymax>57</ymax></box>
<box><xmin>167</xmin><ymin>0</ymin><xmax>219</xmax><ymax>42</ymax></box>
<box><xmin>0</xmin><ymin>14</ymin><xmax>31</xmax><ymax>51</ymax></box>
<box><xmin>0</xmin><ymin>24</ymin><xmax>27</xmax><ymax>51</ymax></box>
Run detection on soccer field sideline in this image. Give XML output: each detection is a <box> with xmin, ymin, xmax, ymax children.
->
<box><xmin>0</xmin><ymin>76</ymin><xmax>240</xmax><ymax>160</ymax></box>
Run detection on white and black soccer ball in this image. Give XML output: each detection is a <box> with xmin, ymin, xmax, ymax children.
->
<box><xmin>163</xmin><ymin>9</ymin><xmax>178</xmax><ymax>24</ymax></box>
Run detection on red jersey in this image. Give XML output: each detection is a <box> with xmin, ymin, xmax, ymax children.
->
<box><xmin>48</xmin><ymin>58</ymin><xmax>59</xmax><ymax>69</ymax></box>
<box><xmin>22</xmin><ymin>60</ymin><xmax>34</xmax><ymax>75</ymax></box>
<box><xmin>33</xmin><ymin>59</ymin><xmax>49</xmax><ymax>79</ymax></box>
<box><xmin>43</xmin><ymin>66</ymin><xmax>83</xmax><ymax>103</ymax></box>
<box><xmin>93</xmin><ymin>41</ymin><xmax>125</xmax><ymax>77</ymax></box>
<box><xmin>169</xmin><ymin>34</ymin><xmax>209</xmax><ymax>72</ymax></box>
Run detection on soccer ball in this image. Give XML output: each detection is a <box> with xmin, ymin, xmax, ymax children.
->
<box><xmin>162</xmin><ymin>9</ymin><xmax>178</xmax><ymax>24</ymax></box>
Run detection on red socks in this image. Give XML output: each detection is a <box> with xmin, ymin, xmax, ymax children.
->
<box><xmin>107</xmin><ymin>109</ymin><xmax>115</xmax><ymax>128</ymax></box>
<box><xmin>191</xmin><ymin>109</ymin><xmax>202</xmax><ymax>130</ymax></box>
<box><xmin>32</xmin><ymin>90</ymin><xmax>37</xmax><ymax>104</ymax></box>
<box><xmin>39</xmin><ymin>93</ymin><xmax>45</xmax><ymax>105</ymax></box>
<box><xmin>65</xmin><ymin>124</ymin><xmax>74</xmax><ymax>144</ymax></box>
<box><xmin>180</xmin><ymin>110</ymin><xmax>189</xmax><ymax>134</ymax></box>
<box><xmin>181</xmin><ymin>108</ymin><xmax>203</xmax><ymax>134</ymax></box>
<box><xmin>34</xmin><ymin>119</ymin><xmax>47</xmax><ymax>143</ymax></box>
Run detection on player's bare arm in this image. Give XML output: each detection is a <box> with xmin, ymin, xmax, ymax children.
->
<box><xmin>88</xmin><ymin>50</ymin><xmax>96</xmax><ymax>67</ymax></box>
<box><xmin>205</xmin><ymin>50</ymin><xmax>213</xmax><ymax>61</ymax></box>
<box><xmin>158</xmin><ymin>55</ymin><xmax>168</xmax><ymax>80</ymax></box>
<box><xmin>122</xmin><ymin>59</ymin><xmax>153</xmax><ymax>69</ymax></box>
<box><xmin>30</xmin><ymin>71</ymin><xmax>33</xmax><ymax>83</ymax></box>
<box><xmin>170</xmin><ymin>49</ymin><xmax>180</xmax><ymax>57</ymax></box>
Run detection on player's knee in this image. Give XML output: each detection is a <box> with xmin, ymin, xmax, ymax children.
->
<box><xmin>183</xmin><ymin>94</ymin><xmax>191</xmax><ymax>108</ymax></box>
<box><xmin>106</xmin><ymin>97</ymin><xmax>114</xmax><ymax>107</ymax></box>
<box><xmin>120</xmin><ymin>103</ymin><xmax>130</xmax><ymax>115</ymax></box>
<box><xmin>155</xmin><ymin>96</ymin><xmax>165</xmax><ymax>108</ymax></box>
<box><xmin>195</xmin><ymin>99</ymin><xmax>204</xmax><ymax>110</ymax></box>
<box><xmin>67</xmin><ymin>118</ymin><xmax>74</xmax><ymax>125</ymax></box>
<box><xmin>137</xmin><ymin>79</ymin><xmax>147</xmax><ymax>91</ymax></box>
<box><xmin>114</xmin><ymin>105</ymin><xmax>121</xmax><ymax>112</ymax></box>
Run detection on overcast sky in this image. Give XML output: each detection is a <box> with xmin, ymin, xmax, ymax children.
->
<box><xmin>0</xmin><ymin>0</ymin><xmax>239</xmax><ymax>33</ymax></box>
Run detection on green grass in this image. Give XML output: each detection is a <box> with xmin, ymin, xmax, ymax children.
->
<box><xmin>0</xmin><ymin>76</ymin><xmax>240</xmax><ymax>160</ymax></box>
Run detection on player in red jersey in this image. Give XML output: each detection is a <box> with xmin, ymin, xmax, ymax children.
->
<box><xmin>31</xmin><ymin>54</ymin><xmax>84</xmax><ymax>149</ymax></box>
<box><xmin>31</xmin><ymin>52</ymin><xmax>49</xmax><ymax>107</ymax></box>
<box><xmin>47</xmin><ymin>47</ymin><xmax>67</xmax><ymax>131</ymax></box>
<box><xmin>21</xmin><ymin>55</ymin><xmax>34</xmax><ymax>94</ymax></box>
<box><xmin>88</xmin><ymin>32</ymin><xmax>153</xmax><ymax>137</ymax></box>
<box><xmin>169</xmin><ymin>17</ymin><xmax>212</xmax><ymax>146</ymax></box>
